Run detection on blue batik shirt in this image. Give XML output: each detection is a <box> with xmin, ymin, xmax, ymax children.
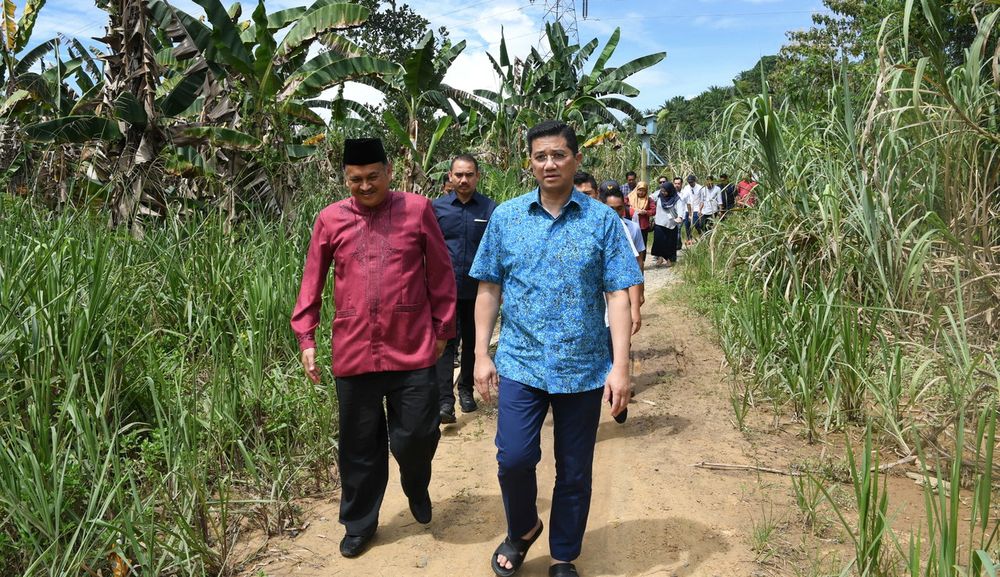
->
<box><xmin>469</xmin><ymin>188</ymin><xmax>644</xmax><ymax>394</ymax></box>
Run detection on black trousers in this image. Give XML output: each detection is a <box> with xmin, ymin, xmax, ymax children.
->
<box><xmin>435</xmin><ymin>298</ymin><xmax>476</xmax><ymax>410</ymax></box>
<box><xmin>335</xmin><ymin>367</ymin><xmax>440</xmax><ymax>536</ymax></box>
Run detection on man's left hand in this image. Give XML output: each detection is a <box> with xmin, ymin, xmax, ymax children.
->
<box><xmin>435</xmin><ymin>339</ymin><xmax>447</xmax><ymax>359</ymax></box>
<box><xmin>603</xmin><ymin>367</ymin><xmax>630</xmax><ymax>418</ymax></box>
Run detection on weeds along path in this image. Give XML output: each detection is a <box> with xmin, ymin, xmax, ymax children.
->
<box><xmin>242</xmin><ymin>261</ymin><xmax>794</xmax><ymax>577</ymax></box>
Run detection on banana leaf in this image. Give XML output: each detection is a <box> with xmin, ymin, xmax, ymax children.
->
<box><xmin>285</xmin><ymin>55</ymin><xmax>398</xmax><ymax>99</ymax></box>
<box><xmin>180</xmin><ymin>126</ymin><xmax>260</xmax><ymax>150</ymax></box>
<box><xmin>23</xmin><ymin>115</ymin><xmax>122</xmax><ymax>143</ymax></box>
<box><xmin>275</xmin><ymin>3</ymin><xmax>369</xmax><ymax>59</ymax></box>
<box><xmin>160</xmin><ymin>61</ymin><xmax>208</xmax><ymax>117</ymax></box>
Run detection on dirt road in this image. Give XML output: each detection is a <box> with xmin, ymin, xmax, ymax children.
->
<box><xmin>245</xmin><ymin>263</ymin><xmax>783</xmax><ymax>576</ymax></box>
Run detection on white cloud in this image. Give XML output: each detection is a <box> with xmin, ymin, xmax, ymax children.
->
<box><xmin>438</xmin><ymin>1</ymin><xmax>546</xmax><ymax>102</ymax></box>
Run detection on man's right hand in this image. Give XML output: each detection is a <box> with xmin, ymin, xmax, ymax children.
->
<box><xmin>301</xmin><ymin>348</ymin><xmax>321</xmax><ymax>383</ymax></box>
<box><xmin>474</xmin><ymin>354</ymin><xmax>499</xmax><ymax>403</ymax></box>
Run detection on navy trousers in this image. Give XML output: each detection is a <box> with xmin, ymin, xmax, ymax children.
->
<box><xmin>335</xmin><ymin>367</ymin><xmax>440</xmax><ymax>536</ymax></box>
<box><xmin>496</xmin><ymin>376</ymin><xmax>603</xmax><ymax>562</ymax></box>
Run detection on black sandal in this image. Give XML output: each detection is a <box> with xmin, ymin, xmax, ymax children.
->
<box><xmin>490</xmin><ymin>519</ymin><xmax>544</xmax><ymax>577</ymax></box>
<box><xmin>548</xmin><ymin>562</ymin><xmax>579</xmax><ymax>576</ymax></box>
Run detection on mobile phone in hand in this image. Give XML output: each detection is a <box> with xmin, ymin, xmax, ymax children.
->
<box><xmin>610</xmin><ymin>398</ymin><xmax>628</xmax><ymax>424</ymax></box>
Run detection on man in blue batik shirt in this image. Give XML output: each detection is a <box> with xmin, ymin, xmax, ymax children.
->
<box><xmin>470</xmin><ymin>121</ymin><xmax>643</xmax><ymax>577</ymax></box>
<box><xmin>433</xmin><ymin>154</ymin><xmax>497</xmax><ymax>423</ymax></box>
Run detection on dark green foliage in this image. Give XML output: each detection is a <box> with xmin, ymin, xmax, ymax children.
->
<box><xmin>0</xmin><ymin>184</ymin><xmax>343</xmax><ymax>575</ymax></box>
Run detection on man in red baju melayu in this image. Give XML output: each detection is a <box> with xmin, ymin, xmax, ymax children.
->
<box><xmin>291</xmin><ymin>138</ymin><xmax>457</xmax><ymax>558</ymax></box>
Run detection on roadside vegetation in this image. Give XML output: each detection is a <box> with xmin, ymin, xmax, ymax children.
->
<box><xmin>1</xmin><ymin>0</ymin><xmax>997</xmax><ymax>574</ymax></box>
<box><xmin>673</xmin><ymin>1</ymin><xmax>999</xmax><ymax>575</ymax></box>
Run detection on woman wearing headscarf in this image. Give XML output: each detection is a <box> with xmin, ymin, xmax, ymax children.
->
<box><xmin>649</xmin><ymin>181</ymin><xmax>685</xmax><ymax>267</ymax></box>
<box><xmin>628</xmin><ymin>181</ymin><xmax>655</xmax><ymax>260</ymax></box>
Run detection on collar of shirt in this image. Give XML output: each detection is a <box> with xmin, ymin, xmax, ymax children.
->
<box><xmin>448</xmin><ymin>190</ymin><xmax>481</xmax><ymax>206</ymax></box>
<box><xmin>527</xmin><ymin>187</ymin><xmax>584</xmax><ymax>218</ymax></box>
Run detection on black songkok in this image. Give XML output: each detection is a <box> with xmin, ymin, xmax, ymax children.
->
<box><xmin>599</xmin><ymin>180</ymin><xmax>622</xmax><ymax>196</ymax></box>
<box><xmin>343</xmin><ymin>138</ymin><xmax>388</xmax><ymax>166</ymax></box>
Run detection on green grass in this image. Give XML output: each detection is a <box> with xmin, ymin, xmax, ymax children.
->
<box><xmin>671</xmin><ymin>3</ymin><xmax>1000</xmax><ymax>574</ymax></box>
<box><xmin>0</xmin><ymin>192</ymin><xmax>341</xmax><ymax>575</ymax></box>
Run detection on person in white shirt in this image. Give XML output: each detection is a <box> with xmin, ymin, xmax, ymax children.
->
<box><xmin>671</xmin><ymin>176</ymin><xmax>685</xmax><ymax>249</ymax></box>
<box><xmin>679</xmin><ymin>174</ymin><xmax>702</xmax><ymax>246</ymax></box>
<box><xmin>696</xmin><ymin>175</ymin><xmax>723</xmax><ymax>233</ymax></box>
<box><xmin>649</xmin><ymin>181</ymin><xmax>686</xmax><ymax>267</ymax></box>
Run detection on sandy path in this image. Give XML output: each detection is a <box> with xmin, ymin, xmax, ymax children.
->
<box><xmin>244</xmin><ymin>259</ymin><xmax>776</xmax><ymax>577</ymax></box>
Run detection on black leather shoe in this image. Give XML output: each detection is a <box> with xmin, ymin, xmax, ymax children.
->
<box><xmin>458</xmin><ymin>391</ymin><xmax>478</xmax><ymax>413</ymax></box>
<box><xmin>440</xmin><ymin>407</ymin><xmax>456</xmax><ymax>424</ymax></box>
<box><xmin>409</xmin><ymin>491</ymin><xmax>432</xmax><ymax>524</ymax></box>
<box><xmin>340</xmin><ymin>532</ymin><xmax>374</xmax><ymax>558</ymax></box>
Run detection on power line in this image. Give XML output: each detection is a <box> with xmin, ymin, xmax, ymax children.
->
<box><xmin>586</xmin><ymin>8</ymin><xmax>831</xmax><ymax>23</ymax></box>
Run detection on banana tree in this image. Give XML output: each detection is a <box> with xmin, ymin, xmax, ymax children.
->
<box><xmin>536</xmin><ymin>23</ymin><xmax>665</xmax><ymax>133</ymax></box>
<box><xmin>20</xmin><ymin>0</ymin><xmax>398</xmax><ymax>224</ymax></box>
<box><xmin>468</xmin><ymin>22</ymin><xmax>665</xmax><ymax>160</ymax></box>
<box><xmin>0</xmin><ymin>0</ymin><xmax>49</xmax><ymax>188</ymax></box>
<box><xmin>153</xmin><ymin>0</ymin><xmax>399</xmax><ymax>213</ymax></box>
<box><xmin>0</xmin><ymin>0</ymin><xmax>46</xmax><ymax>94</ymax></box>
<box><xmin>370</xmin><ymin>31</ymin><xmax>470</xmax><ymax>193</ymax></box>
<box><xmin>465</xmin><ymin>31</ymin><xmax>549</xmax><ymax>169</ymax></box>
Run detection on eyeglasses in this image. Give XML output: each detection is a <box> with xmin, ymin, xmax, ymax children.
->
<box><xmin>531</xmin><ymin>151</ymin><xmax>571</xmax><ymax>164</ymax></box>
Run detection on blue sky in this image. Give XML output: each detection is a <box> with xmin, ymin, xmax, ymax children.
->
<box><xmin>33</xmin><ymin>0</ymin><xmax>826</xmax><ymax>113</ymax></box>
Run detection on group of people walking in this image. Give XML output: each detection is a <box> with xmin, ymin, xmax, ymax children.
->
<box><xmin>289</xmin><ymin>121</ymin><xmax>754</xmax><ymax>577</ymax></box>
<box><xmin>592</xmin><ymin>172</ymin><xmax>756</xmax><ymax>269</ymax></box>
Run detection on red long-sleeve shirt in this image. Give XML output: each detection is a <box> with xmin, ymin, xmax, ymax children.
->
<box><xmin>291</xmin><ymin>191</ymin><xmax>457</xmax><ymax>377</ymax></box>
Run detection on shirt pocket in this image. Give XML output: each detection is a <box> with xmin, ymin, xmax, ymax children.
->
<box><xmin>469</xmin><ymin>218</ymin><xmax>489</xmax><ymax>245</ymax></box>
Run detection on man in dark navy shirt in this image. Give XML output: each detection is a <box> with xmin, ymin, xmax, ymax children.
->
<box><xmin>433</xmin><ymin>154</ymin><xmax>497</xmax><ymax>423</ymax></box>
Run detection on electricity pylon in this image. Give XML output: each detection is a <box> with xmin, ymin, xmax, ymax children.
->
<box><xmin>531</xmin><ymin>0</ymin><xmax>589</xmax><ymax>47</ymax></box>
